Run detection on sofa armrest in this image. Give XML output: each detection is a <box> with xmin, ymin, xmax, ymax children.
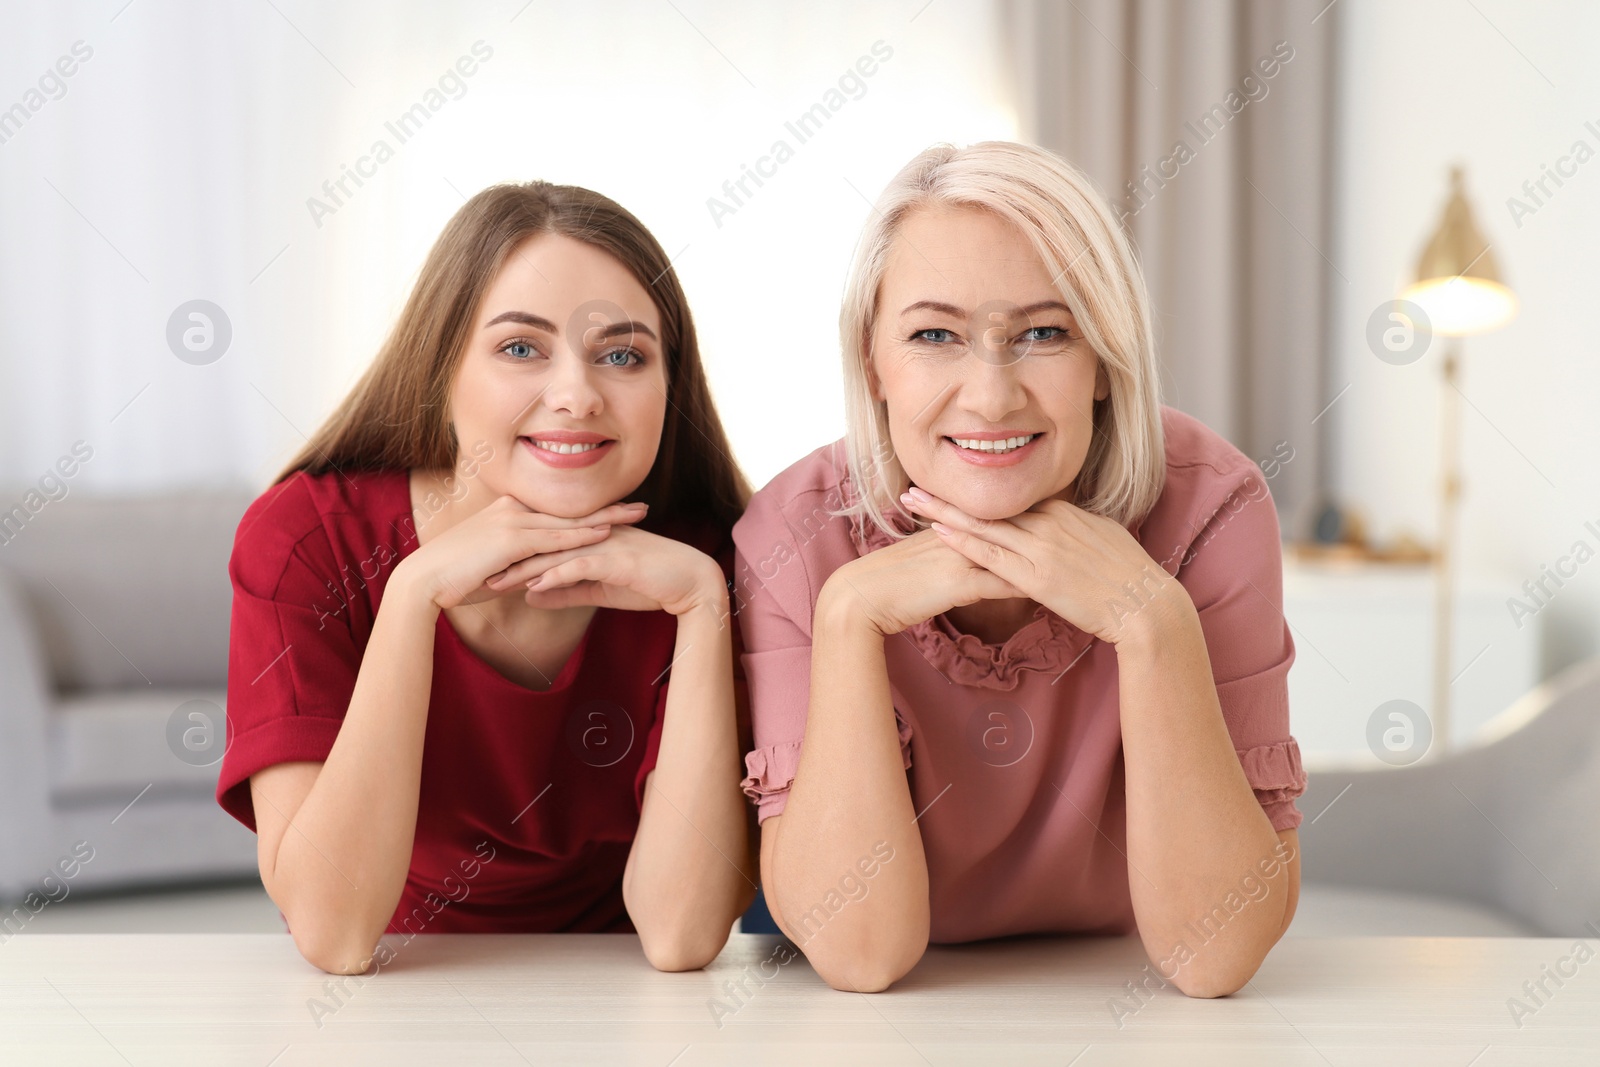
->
<box><xmin>0</xmin><ymin>564</ymin><xmax>55</xmax><ymax>898</ymax></box>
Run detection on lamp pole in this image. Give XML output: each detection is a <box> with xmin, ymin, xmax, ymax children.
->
<box><xmin>1430</xmin><ymin>337</ymin><xmax>1462</xmax><ymax>758</ymax></box>
<box><xmin>1402</xmin><ymin>164</ymin><xmax>1515</xmax><ymax>759</ymax></box>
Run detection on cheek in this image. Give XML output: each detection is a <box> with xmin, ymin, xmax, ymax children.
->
<box><xmin>1030</xmin><ymin>358</ymin><xmax>1095</xmax><ymax>418</ymax></box>
<box><xmin>617</xmin><ymin>378</ymin><xmax>669</xmax><ymax>446</ymax></box>
<box><xmin>877</xmin><ymin>355</ymin><xmax>932</xmax><ymax>423</ymax></box>
<box><xmin>883</xmin><ymin>404</ymin><xmax>939</xmax><ymax>484</ymax></box>
<box><xmin>1066</xmin><ymin>353</ymin><xmax>1102</xmax><ymax>399</ymax></box>
<box><xmin>451</xmin><ymin>365</ymin><xmax>516</xmax><ymax>432</ymax></box>
<box><xmin>634</xmin><ymin>372</ymin><xmax>669</xmax><ymax>425</ymax></box>
<box><xmin>884</xmin><ymin>376</ymin><xmax>951</xmax><ymax>447</ymax></box>
<box><xmin>878</xmin><ymin>376</ymin><xmax>946</xmax><ymax>470</ymax></box>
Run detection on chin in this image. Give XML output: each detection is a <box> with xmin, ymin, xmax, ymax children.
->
<box><xmin>927</xmin><ymin>484</ymin><xmax>1039</xmax><ymax>522</ymax></box>
<box><xmin>498</xmin><ymin>453</ymin><xmax>651</xmax><ymax>518</ymax></box>
<box><xmin>962</xmin><ymin>500</ymin><xmax>1034</xmax><ymax>522</ymax></box>
<box><xmin>485</xmin><ymin>482</ymin><xmax>605</xmax><ymax>519</ymax></box>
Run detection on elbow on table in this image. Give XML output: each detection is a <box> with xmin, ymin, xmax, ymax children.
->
<box><xmin>808</xmin><ymin>934</ymin><xmax>928</xmax><ymax>994</ymax></box>
<box><xmin>1169</xmin><ymin>955</ymin><xmax>1261</xmax><ymax>999</ymax></box>
<box><xmin>287</xmin><ymin>915</ymin><xmax>383</xmax><ymax>976</ymax></box>
<box><xmin>638</xmin><ymin>918</ymin><xmax>732</xmax><ymax>973</ymax></box>
<box><xmin>1166</xmin><ymin>921</ymin><xmax>1286</xmax><ymax>998</ymax></box>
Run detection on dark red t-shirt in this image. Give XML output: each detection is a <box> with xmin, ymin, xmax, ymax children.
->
<box><xmin>216</xmin><ymin>467</ymin><xmax>739</xmax><ymax>934</ymax></box>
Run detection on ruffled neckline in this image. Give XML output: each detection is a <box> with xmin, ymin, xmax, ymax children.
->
<box><xmin>841</xmin><ymin>476</ymin><xmax>1106</xmax><ymax>691</ymax></box>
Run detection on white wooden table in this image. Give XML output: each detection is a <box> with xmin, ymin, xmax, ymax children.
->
<box><xmin>2</xmin><ymin>933</ymin><xmax>1596</xmax><ymax>1064</ymax></box>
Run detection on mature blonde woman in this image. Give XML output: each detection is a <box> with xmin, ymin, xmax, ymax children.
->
<box><xmin>734</xmin><ymin>141</ymin><xmax>1308</xmax><ymax>996</ymax></box>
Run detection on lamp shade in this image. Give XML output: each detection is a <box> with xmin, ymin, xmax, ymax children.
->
<box><xmin>1399</xmin><ymin>165</ymin><xmax>1517</xmax><ymax>336</ymax></box>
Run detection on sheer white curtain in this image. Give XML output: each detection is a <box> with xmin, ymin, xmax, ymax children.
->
<box><xmin>0</xmin><ymin>0</ymin><xmax>333</xmax><ymax>492</ymax></box>
<box><xmin>998</xmin><ymin>0</ymin><xmax>1341</xmax><ymax>539</ymax></box>
<box><xmin>0</xmin><ymin>0</ymin><xmax>1016</xmax><ymax>494</ymax></box>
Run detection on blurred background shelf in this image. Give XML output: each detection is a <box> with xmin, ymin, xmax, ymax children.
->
<box><xmin>1283</xmin><ymin>556</ymin><xmax>1541</xmax><ymax>765</ymax></box>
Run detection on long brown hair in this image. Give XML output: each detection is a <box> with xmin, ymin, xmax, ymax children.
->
<box><xmin>275</xmin><ymin>181</ymin><xmax>749</xmax><ymax>537</ymax></box>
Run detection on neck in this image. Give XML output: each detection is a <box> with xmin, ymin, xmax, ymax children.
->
<box><xmin>411</xmin><ymin>465</ymin><xmax>501</xmax><ymax>546</ymax></box>
<box><xmin>945</xmin><ymin>596</ymin><xmax>1040</xmax><ymax>644</ymax></box>
<box><xmin>409</xmin><ymin>467</ymin><xmax>585</xmax><ymax>628</ymax></box>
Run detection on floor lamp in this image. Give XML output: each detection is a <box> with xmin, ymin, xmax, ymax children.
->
<box><xmin>1398</xmin><ymin>165</ymin><xmax>1517</xmax><ymax>756</ymax></box>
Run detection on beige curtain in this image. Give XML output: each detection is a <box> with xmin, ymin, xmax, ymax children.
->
<box><xmin>998</xmin><ymin>0</ymin><xmax>1341</xmax><ymax>540</ymax></box>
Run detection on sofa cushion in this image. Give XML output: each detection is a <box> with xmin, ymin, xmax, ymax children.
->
<box><xmin>0</xmin><ymin>489</ymin><xmax>254</xmax><ymax>689</ymax></box>
<box><xmin>1289</xmin><ymin>882</ymin><xmax>1536</xmax><ymax>936</ymax></box>
<box><xmin>50</xmin><ymin>689</ymin><xmax>231</xmax><ymax>804</ymax></box>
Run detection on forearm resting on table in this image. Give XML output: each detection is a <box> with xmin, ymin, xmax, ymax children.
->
<box><xmin>623</xmin><ymin>591</ymin><xmax>756</xmax><ymax>971</ymax></box>
<box><xmin>762</xmin><ymin>581</ymin><xmax>930</xmax><ymax>993</ymax></box>
<box><xmin>1117</xmin><ymin>590</ymin><xmax>1299</xmax><ymax>998</ymax></box>
<box><xmin>254</xmin><ymin>577</ymin><xmax>438</xmax><ymax>974</ymax></box>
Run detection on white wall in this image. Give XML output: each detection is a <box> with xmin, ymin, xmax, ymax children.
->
<box><xmin>7</xmin><ymin>0</ymin><xmax>1595</xmax><ymax>679</ymax></box>
<box><xmin>1329</xmin><ymin>0</ymin><xmax>1600</xmax><ymax>675</ymax></box>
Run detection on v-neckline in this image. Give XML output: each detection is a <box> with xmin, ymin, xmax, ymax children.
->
<box><xmin>396</xmin><ymin>467</ymin><xmax>601</xmax><ymax>697</ymax></box>
<box><xmin>436</xmin><ymin>606</ymin><xmax>601</xmax><ymax>695</ymax></box>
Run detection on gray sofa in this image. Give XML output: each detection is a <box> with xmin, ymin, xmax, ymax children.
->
<box><xmin>1299</xmin><ymin>654</ymin><xmax>1600</xmax><ymax>937</ymax></box>
<box><xmin>0</xmin><ymin>489</ymin><xmax>261</xmax><ymax>901</ymax></box>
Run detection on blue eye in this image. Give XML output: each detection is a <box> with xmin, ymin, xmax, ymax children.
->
<box><xmin>600</xmin><ymin>348</ymin><xmax>643</xmax><ymax>367</ymax></box>
<box><xmin>498</xmin><ymin>339</ymin><xmax>538</xmax><ymax>360</ymax></box>
<box><xmin>911</xmin><ymin>328</ymin><xmax>955</xmax><ymax>344</ymax></box>
<box><xmin>1022</xmin><ymin>326</ymin><xmax>1066</xmax><ymax>342</ymax></box>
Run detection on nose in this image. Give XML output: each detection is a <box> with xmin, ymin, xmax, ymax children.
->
<box><xmin>541</xmin><ymin>348</ymin><xmax>604</xmax><ymax>420</ymax></box>
<box><xmin>959</xmin><ymin>356</ymin><xmax>1028</xmax><ymax>425</ymax></box>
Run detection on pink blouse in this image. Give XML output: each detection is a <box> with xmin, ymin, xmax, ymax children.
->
<box><xmin>732</xmin><ymin>405</ymin><xmax>1308</xmax><ymax>943</ymax></box>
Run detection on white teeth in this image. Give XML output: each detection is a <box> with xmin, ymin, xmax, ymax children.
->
<box><xmin>950</xmin><ymin>434</ymin><xmax>1037</xmax><ymax>454</ymax></box>
<box><xmin>529</xmin><ymin>439</ymin><xmax>604</xmax><ymax>455</ymax></box>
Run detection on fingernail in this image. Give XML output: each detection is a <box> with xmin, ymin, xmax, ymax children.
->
<box><xmin>907</xmin><ymin>486</ymin><xmax>932</xmax><ymax>503</ymax></box>
<box><xmin>931</xmin><ymin>521</ymin><xmax>951</xmax><ymax>536</ymax></box>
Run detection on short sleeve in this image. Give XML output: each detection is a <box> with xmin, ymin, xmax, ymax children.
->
<box><xmin>1176</xmin><ymin>467</ymin><xmax>1308</xmax><ymax>832</ymax></box>
<box><xmin>633</xmin><ymin>682</ymin><xmax>669</xmax><ymax>815</ymax></box>
<box><xmin>216</xmin><ymin>478</ymin><xmax>360</xmax><ymax>831</ymax></box>
<box><xmin>732</xmin><ymin>499</ymin><xmax>910</xmax><ymax>824</ymax></box>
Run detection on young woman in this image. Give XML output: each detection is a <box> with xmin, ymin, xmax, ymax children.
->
<box><xmin>735</xmin><ymin>141</ymin><xmax>1307</xmax><ymax>996</ymax></box>
<box><xmin>217</xmin><ymin>181</ymin><xmax>756</xmax><ymax>975</ymax></box>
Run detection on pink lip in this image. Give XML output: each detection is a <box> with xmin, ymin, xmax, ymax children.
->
<box><xmin>522</xmin><ymin>429</ymin><xmax>612</xmax><ymax>444</ymax></box>
<box><xmin>943</xmin><ymin>430</ymin><xmax>1041</xmax><ymax>440</ymax></box>
<box><xmin>520</xmin><ymin>435</ymin><xmax>615</xmax><ymax>469</ymax></box>
<box><xmin>944</xmin><ymin>432</ymin><xmax>1042</xmax><ymax>468</ymax></box>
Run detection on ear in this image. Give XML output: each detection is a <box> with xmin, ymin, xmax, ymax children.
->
<box><xmin>1093</xmin><ymin>361</ymin><xmax>1110</xmax><ymax>403</ymax></box>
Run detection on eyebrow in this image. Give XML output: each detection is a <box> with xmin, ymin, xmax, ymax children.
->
<box><xmin>484</xmin><ymin>310</ymin><xmax>557</xmax><ymax>331</ymax></box>
<box><xmin>483</xmin><ymin>309</ymin><xmax>658</xmax><ymax>341</ymax></box>
<box><xmin>899</xmin><ymin>300</ymin><xmax>1075</xmax><ymax>319</ymax></box>
<box><xmin>591</xmin><ymin>320</ymin><xmax>658</xmax><ymax>341</ymax></box>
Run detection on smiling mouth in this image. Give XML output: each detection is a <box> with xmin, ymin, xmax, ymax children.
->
<box><xmin>521</xmin><ymin>437</ymin><xmax>612</xmax><ymax>455</ymax></box>
<box><xmin>946</xmin><ymin>433</ymin><xmax>1040</xmax><ymax>455</ymax></box>
<box><xmin>528</xmin><ymin>441</ymin><xmax>601</xmax><ymax>454</ymax></box>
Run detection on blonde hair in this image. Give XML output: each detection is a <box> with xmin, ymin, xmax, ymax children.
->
<box><xmin>834</xmin><ymin>141</ymin><xmax>1165</xmax><ymax>540</ymax></box>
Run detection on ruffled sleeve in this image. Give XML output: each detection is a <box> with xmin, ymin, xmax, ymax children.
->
<box><xmin>731</xmin><ymin>471</ymin><xmax>914</xmax><ymax>824</ymax></box>
<box><xmin>739</xmin><ymin>674</ymin><xmax>914</xmax><ymax>823</ymax></box>
<box><xmin>740</xmin><ymin>737</ymin><xmax>801</xmax><ymax>812</ymax></box>
<box><xmin>1236</xmin><ymin>738</ymin><xmax>1308</xmax><ymax>832</ymax></box>
<box><xmin>736</xmin><ymin>645</ymin><xmax>813</xmax><ymax>822</ymax></box>
<box><xmin>1178</xmin><ymin>464</ymin><xmax>1310</xmax><ymax>831</ymax></box>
